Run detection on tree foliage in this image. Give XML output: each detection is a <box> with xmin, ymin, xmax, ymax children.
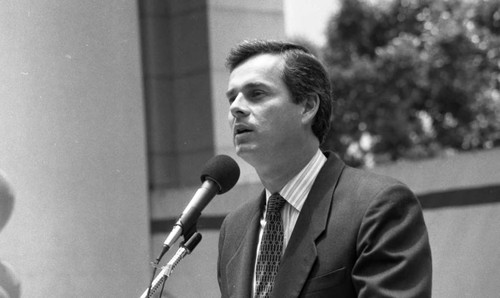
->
<box><xmin>321</xmin><ymin>0</ymin><xmax>500</xmax><ymax>167</ymax></box>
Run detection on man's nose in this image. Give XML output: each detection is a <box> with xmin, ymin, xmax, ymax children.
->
<box><xmin>229</xmin><ymin>93</ymin><xmax>249</xmax><ymax>118</ymax></box>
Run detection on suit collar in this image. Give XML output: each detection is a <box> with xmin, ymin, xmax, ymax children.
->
<box><xmin>224</xmin><ymin>191</ymin><xmax>265</xmax><ymax>298</ymax></box>
<box><xmin>273</xmin><ymin>152</ymin><xmax>345</xmax><ymax>297</ymax></box>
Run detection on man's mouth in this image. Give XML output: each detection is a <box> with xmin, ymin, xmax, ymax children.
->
<box><xmin>234</xmin><ymin>125</ymin><xmax>252</xmax><ymax>136</ymax></box>
<box><xmin>236</xmin><ymin>128</ymin><xmax>251</xmax><ymax>135</ymax></box>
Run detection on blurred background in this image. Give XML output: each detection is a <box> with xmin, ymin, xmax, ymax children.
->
<box><xmin>0</xmin><ymin>0</ymin><xmax>499</xmax><ymax>297</ymax></box>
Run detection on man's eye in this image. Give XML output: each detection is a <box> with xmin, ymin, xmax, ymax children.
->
<box><xmin>250</xmin><ymin>90</ymin><xmax>265</xmax><ymax>98</ymax></box>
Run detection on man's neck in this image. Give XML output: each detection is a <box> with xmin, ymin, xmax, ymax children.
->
<box><xmin>256</xmin><ymin>146</ymin><xmax>320</xmax><ymax>194</ymax></box>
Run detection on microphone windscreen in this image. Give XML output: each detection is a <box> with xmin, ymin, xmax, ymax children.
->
<box><xmin>200</xmin><ymin>155</ymin><xmax>240</xmax><ymax>194</ymax></box>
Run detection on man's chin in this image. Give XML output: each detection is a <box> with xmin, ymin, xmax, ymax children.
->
<box><xmin>235</xmin><ymin>145</ymin><xmax>257</xmax><ymax>160</ymax></box>
<box><xmin>235</xmin><ymin>146</ymin><xmax>250</xmax><ymax>157</ymax></box>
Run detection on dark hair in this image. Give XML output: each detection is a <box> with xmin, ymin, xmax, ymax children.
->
<box><xmin>226</xmin><ymin>39</ymin><xmax>333</xmax><ymax>144</ymax></box>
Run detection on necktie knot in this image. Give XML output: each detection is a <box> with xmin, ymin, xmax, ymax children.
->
<box><xmin>266</xmin><ymin>194</ymin><xmax>286</xmax><ymax>215</ymax></box>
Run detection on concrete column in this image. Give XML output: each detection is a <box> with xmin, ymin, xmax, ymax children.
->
<box><xmin>0</xmin><ymin>1</ymin><xmax>150</xmax><ymax>296</ymax></box>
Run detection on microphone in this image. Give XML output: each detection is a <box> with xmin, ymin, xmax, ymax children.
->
<box><xmin>141</xmin><ymin>232</ymin><xmax>202</xmax><ymax>298</ymax></box>
<box><xmin>155</xmin><ymin>155</ymin><xmax>240</xmax><ymax>263</ymax></box>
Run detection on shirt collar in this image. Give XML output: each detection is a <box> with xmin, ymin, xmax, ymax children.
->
<box><xmin>266</xmin><ymin>149</ymin><xmax>327</xmax><ymax>212</ymax></box>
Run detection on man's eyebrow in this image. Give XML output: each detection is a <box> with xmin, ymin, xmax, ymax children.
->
<box><xmin>245</xmin><ymin>82</ymin><xmax>268</xmax><ymax>89</ymax></box>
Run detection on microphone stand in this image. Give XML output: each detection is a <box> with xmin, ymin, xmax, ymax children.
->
<box><xmin>140</xmin><ymin>232</ymin><xmax>202</xmax><ymax>298</ymax></box>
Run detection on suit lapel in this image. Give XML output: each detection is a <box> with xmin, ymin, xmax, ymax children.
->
<box><xmin>225</xmin><ymin>192</ymin><xmax>265</xmax><ymax>298</ymax></box>
<box><xmin>272</xmin><ymin>153</ymin><xmax>345</xmax><ymax>297</ymax></box>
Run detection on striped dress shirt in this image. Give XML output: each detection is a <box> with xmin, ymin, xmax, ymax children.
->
<box><xmin>252</xmin><ymin>149</ymin><xmax>327</xmax><ymax>295</ymax></box>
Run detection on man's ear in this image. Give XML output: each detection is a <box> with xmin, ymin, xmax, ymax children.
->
<box><xmin>301</xmin><ymin>94</ymin><xmax>320</xmax><ymax>126</ymax></box>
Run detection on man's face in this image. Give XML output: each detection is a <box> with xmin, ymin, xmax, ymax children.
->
<box><xmin>226</xmin><ymin>54</ymin><xmax>307</xmax><ymax>167</ymax></box>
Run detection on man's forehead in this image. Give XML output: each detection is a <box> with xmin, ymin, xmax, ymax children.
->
<box><xmin>227</xmin><ymin>54</ymin><xmax>284</xmax><ymax>88</ymax></box>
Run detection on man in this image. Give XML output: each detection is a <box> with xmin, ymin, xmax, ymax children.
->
<box><xmin>217</xmin><ymin>40</ymin><xmax>432</xmax><ymax>297</ymax></box>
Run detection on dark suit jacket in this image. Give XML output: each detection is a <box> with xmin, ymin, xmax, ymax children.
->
<box><xmin>218</xmin><ymin>152</ymin><xmax>432</xmax><ymax>297</ymax></box>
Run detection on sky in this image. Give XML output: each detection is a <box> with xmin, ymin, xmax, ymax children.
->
<box><xmin>284</xmin><ymin>0</ymin><xmax>340</xmax><ymax>46</ymax></box>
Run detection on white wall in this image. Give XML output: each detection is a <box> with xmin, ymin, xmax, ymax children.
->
<box><xmin>0</xmin><ymin>1</ymin><xmax>150</xmax><ymax>297</ymax></box>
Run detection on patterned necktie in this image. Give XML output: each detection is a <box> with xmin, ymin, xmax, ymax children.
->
<box><xmin>254</xmin><ymin>193</ymin><xmax>286</xmax><ymax>298</ymax></box>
